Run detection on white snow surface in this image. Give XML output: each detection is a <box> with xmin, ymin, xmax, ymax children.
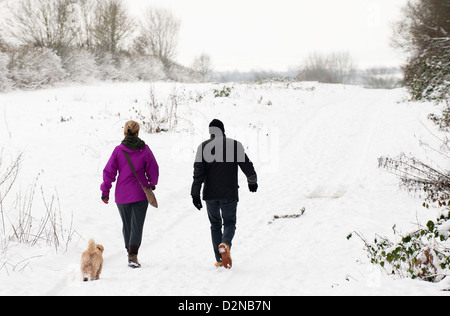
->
<box><xmin>0</xmin><ymin>81</ymin><xmax>448</xmax><ymax>296</ymax></box>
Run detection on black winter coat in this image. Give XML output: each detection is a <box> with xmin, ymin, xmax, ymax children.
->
<box><xmin>191</xmin><ymin>135</ymin><xmax>257</xmax><ymax>201</ymax></box>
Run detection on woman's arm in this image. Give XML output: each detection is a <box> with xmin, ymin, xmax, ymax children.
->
<box><xmin>100</xmin><ymin>147</ymin><xmax>119</xmax><ymax>197</ymax></box>
<box><xmin>145</xmin><ymin>146</ymin><xmax>159</xmax><ymax>188</ymax></box>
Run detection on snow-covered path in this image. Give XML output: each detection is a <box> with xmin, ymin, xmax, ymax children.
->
<box><xmin>0</xmin><ymin>82</ymin><xmax>448</xmax><ymax>295</ymax></box>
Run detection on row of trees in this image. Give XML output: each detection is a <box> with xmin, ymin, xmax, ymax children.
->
<box><xmin>0</xmin><ymin>0</ymin><xmax>209</xmax><ymax>91</ymax></box>
<box><xmin>292</xmin><ymin>52</ymin><xmax>400</xmax><ymax>89</ymax></box>
<box><xmin>6</xmin><ymin>0</ymin><xmax>180</xmax><ymax>69</ymax></box>
<box><xmin>297</xmin><ymin>51</ymin><xmax>356</xmax><ymax>84</ymax></box>
<box><xmin>0</xmin><ymin>0</ymin><xmax>399</xmax><ymax>90</ymax></box>
<box><xmin>2</xmin><ymin>0</ymin><xmax>447</xmax><ymax>93</ymax></box>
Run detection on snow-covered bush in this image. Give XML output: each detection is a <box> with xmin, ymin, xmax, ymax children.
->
<box><xmin>115</xmin><ymin>55</ymin><xmax>165</xmax><ymax>82</ymax></box>
<box><xmin>96</xmin><ymin>53</ymin><xmax>166</xmax><ymax>82</ymax></box>
<box><xmin>62</xmin><ymin>48</ymin><xmax>99</xmax><ymax>83</ymax></box>
<box><xmin>428</xmin><ymin>108</ymin><xmax>450</xmax><ymax>132</ymax></box>
<box><xmin>403</xmin><ymin>51</ymin><xmax>450</xmax><ymax>103</ymax></box>
<box><xmin>393</xmin><ymin>0</ymin><xmax>449</xmax><ymax>103</ymax></box>
<box><xmin>166</xmin><ymin>62</ymin><xmax>202</xmax><ymax>82</ymax></box>
<box><xmin>362</xmin><ymin>151</ymin><xmax>450</xmax><ymax>282</ymax></box>
<box><xmin>213</xmin><ymin>86</ymin><xmax>233</xmax><ymax>98</ymax></box>
<box><xmin>96</xmin><ymin>53</ymin><xmax>120</xmax><ymax>81</ymax></box>
<box><xmin>355</xmin><ymin>211</ymin><xmax>449</xmax><ymax>282</ymax></box>
<box><xmin>0</xmin><ymin>52</ymin><xmax>12</xmax><ymax>92</ymax></box>
<box><xmin>131</xmin><ymin>84</ymin><xmax>180</xmax><ymax>133</ymax></box>
<box><xmin>8</xmin><ymin>47</ymin><xmax>65</xmax><ymax>89</ymax></box>
<box><xmin>128</xmin><ymin>55</ymin><xmax>165</xmax><ymax>81</ymax></box>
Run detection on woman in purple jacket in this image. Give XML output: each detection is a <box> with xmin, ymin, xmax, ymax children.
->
<box><xmin>100</xmin><ymin>120</ymin><xmax>159</xmax><ymax>268</ymax></box>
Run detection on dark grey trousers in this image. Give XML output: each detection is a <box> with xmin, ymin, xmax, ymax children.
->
<box><xmin>117</xmin><ymin>200</ymin><xmax>148</xmax><ymax>255</ymax></box>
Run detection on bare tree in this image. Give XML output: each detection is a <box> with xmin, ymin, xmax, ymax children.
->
<box><xmin>192</xmin><ymin>53</ymin><xmax>212</xmax><ymax>81</ymax></box>
<box><xmin>0</xmin><ymin>1</ymin><xmax>7</xmax><ymax>50</ymax></box>
<box><xmin>392</xmin><ymin>0</ymin><xmax>449</xmax><ymax>55</ymax></box>
<box><xmin>0</xmin><ymin>52</ymin><xmax>11</xmax><ymax>92</ymax></box>
<box><xmin>6</xmin><ymin>0</ymin><xmax>78</xmax><ymax>57</ymax></box>
<box><xmin>74</xmin><ymin>0</ymin><xmax>96</xmax><ymax>50</ymax></box>
<box><xmin>329</xmin><ymin>52</ymin><xmax>356</xmax><ymax>84</ymax></box>
<box><xmin>92</xmin><ymin>0</ymin><xmax>134</xmax><ymax>56</ymax></box>
<box><xmin>298</xmin><ymin>52</ymin><xmax>331</xmax><ymax>83</ymax></box>
<box><xmin>137</xmin><ymin>7</ymin><xmax>180</xmax><ymax>73</ymax></box>
<box><xmin>0</xmin><ymin>34</ymin><xmax>8</xmax><ymax>52</ymax></box>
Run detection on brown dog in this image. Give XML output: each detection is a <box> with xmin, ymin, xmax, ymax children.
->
<box><xmin>81</xmin><ymin>239</ymin><xmax>104</xmax><ymax>281</ymax></box>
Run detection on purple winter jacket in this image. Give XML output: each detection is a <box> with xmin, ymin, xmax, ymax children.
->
<box><xmin>101</xmin><ymin>144</ymin><xmax>159</xmax><ymax>204</ymax></box>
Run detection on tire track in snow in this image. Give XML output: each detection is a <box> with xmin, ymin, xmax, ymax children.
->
<box><xmin>287</xmin><ymin>88</ymin><xmax>384</xmax><ymax>200</ymax></box>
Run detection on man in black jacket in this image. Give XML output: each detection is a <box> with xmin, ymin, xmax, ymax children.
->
<box><xmin>191</xmin><ymin>119</ymin><xmax>258</xmax><ymax>269</ymax></box>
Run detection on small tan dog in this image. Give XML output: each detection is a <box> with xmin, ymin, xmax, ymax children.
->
<box><xmin>81</xmin><ymin>239</ymin><xmax>104</xmax><ymax>281</ymax></box>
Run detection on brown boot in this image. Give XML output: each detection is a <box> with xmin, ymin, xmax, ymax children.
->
<box><xmin>128</xmin><ymin>245</ymin><xmax>141</xmax><ymax>268</ymax></box>
<box><xmin>128</xmin><ymin>254</ymin><xmax>141</xmax><ymax>268</ymax></box>
<box><xmin>218</xmin><ymin>243</ymin><xmax>232</xmax><ymax>269</ymax></box>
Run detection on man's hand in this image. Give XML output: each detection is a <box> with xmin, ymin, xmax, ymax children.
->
<box><xmin>192</xmin><ymin>195</ymin><xmax>203</xmax><ymax>210</ymax></box>
<box><xmin>248</xmin><ymin>183</ymin><xmax>258</xmax><ymax>193</ymax></box>
<box><xmin>101</xmin><ymin>196</ymin><xmax>109</xmax><ymax>204</ymax></box>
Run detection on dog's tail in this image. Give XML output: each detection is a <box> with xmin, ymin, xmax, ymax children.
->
<box><xmin>87</xmin><ymin>238</ymin><xmax>96</xmax><ymax>251</ymax></box>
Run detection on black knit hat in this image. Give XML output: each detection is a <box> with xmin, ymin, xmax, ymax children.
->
<box><xmin>209</xmin><ymin>119</ymin><xmax>225</xmax><ymax>134</ymax></box>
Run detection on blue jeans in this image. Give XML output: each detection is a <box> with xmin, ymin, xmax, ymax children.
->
<box><xmin>206</xmin><ymin>199</ymin><xmax>238</xmax><ymax>262</ymax></box>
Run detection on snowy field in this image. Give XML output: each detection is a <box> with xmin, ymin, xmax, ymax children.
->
<box><xmin>0</xmin><ymin>81</ymin><xmax>448</xmax><ymax>296</ymax></box>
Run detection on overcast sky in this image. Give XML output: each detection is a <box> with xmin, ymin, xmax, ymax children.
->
<box><xmin>125</xmin><ymin>0</ymin><xmax>408</xmax><ymax>72</ymax></box>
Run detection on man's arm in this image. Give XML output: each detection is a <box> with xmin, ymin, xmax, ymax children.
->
<box><xmin>236</xmin><ymin>141</ymin><xmax>257</xmax><ymax>185</ymax></box>
<box><xmin>191</xmin><ymin>144</ymin><xmax>206</xmax><ymax>197</ymax></box>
